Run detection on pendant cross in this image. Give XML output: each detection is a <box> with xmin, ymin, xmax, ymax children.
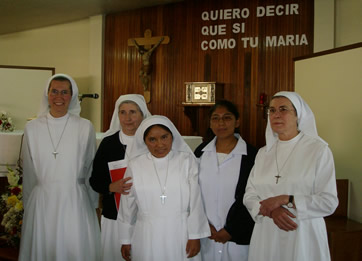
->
<box><xmin>52</xmin><ymin>151</ymin><xmax>59</xmax><ymax>159</ymax></box>
<box><xmin>275</xmin><ymin>174</ymin><xmax>281</xmax><ymax>184</ymax></box>
<box><xmin>160</xmin><ymin>194</ymin><xmax>167</xmax><ymax>205</ymax></box>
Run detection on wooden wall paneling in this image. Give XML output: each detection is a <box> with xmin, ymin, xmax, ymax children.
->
<box><xmin>104</xmin><ymin>0</ymin><xmax>314</xmax><ymax>147</ymax></box>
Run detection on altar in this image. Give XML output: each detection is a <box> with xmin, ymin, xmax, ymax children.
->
<box><xmin>0</xmin><ymin>131</ymin><xmax>203</xmax><ymax>177</ymax></box>
<box><xmin>0</xmin><ymin>130</ymin><xmax>24</xmax><ymax>176</ymax></box>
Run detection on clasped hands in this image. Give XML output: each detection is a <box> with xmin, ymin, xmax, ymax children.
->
<box><xmin>208</xmin><ymin>224</ymin><xmax>231</xmax><ymax>244</ymax></box>
<box><xmin>109</xmin><ymin>177</ymin><xmax>132</xmax><ymax>194</ymax></box>
<box><xmin>259</xmin><ymin>195</ymin><xmax>298</xmax><ymax>232</ymax></box>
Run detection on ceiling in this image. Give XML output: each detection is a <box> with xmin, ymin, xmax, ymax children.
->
<box><xmin>0</xmin><ymin>0</ymin><xmax>182</xmax><ymax>35</ymax></box>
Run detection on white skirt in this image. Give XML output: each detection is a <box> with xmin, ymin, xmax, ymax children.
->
<box><xmin>200</xmin><ymin>237</ymin><xmax>249</xmax><ymax>261</ymax></box>
<box><xmin>101</xmin><ymin>216</ymin><xmax>125</xmax><ymax>261</ymax></box>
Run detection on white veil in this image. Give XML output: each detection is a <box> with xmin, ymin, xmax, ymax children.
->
<box><xmin>37</xmin><ymin>73</ymin><xmax>81</xmax><ymax>117</ymax></box>
<box><xmin>265</xmin><ymin>91</ymin><xmax>326</xmax><ymax>151</ymax></box>
<box><xmin>102</xmin><ymin>94</ymin><xmax>152</xmax><ymax>139</ymax></box>
<box><xmin>129</xmin><ymin>115</ymin><xmax>194</xmax><ymax>160</ymax></box>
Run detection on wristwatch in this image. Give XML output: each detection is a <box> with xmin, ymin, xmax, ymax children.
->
<box><xmin>287</xmin><ymin>195</ymin><xmax>294</xmax><ymax>208</ymax></box>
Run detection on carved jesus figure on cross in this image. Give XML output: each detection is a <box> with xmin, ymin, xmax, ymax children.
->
<box><xmin>133</xmin><ymin>37</ymin><xmax>163</xmax><ymax>95</ymax></box>
<box><xmin>128</xmin><ymin>29</ymin><xmax>170</xmax><ymax>103</ymax></box>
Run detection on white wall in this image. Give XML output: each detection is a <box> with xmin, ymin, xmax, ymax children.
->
<box><xmin>314</xmin><ymin>0</ymin><xmax>362</xmax><ymax>51</ymax></box>
<box><xmin>314</xmin><ymin>0</ymin><xmax>335</xmax><ymax>52</ymax></box>
<box><xmin>0</xmin><ymin>67</ymin><xmax>53</xmax><ymax>129</ymax></box>
<box><xmin>295</xmin><ymin>46</ymin><xmax>362</xmax><ymax>223</ymax></box>
<box><xmin>335</xmin><ymin>0</ymin><xmax>362</xmax><ymax>47</ymax></box>
<box><xmin>0</xmin><ymin>15</ymin><xmax>103</xmax><ymax>131</ymax></box>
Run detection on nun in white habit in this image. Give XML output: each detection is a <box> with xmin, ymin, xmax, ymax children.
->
<box><xmin>19</xmin><ymin>74</ymin><xmax>101</xmax><ymax>261</ymax></box>
<box><xmin>90</xmin><ymin>94</ymin><xmax>151</xmax><ymax>261</ymax></box>
<box><xmin>118</xmin><ymin>115</ymin><xmax>210</xmax><ymax>261</ymax></box>
<box><xmin>243</xmin><ymin>91</ymin><xmax>338</xmax><ymax>261</ymax></box>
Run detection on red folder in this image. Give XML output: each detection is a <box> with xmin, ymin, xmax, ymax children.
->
<box><xmin>108</xmin><ymin>160</ymin><xmax>128</xmax><ymax>211</ymax></box>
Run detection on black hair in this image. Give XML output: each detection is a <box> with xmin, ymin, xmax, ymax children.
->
<box><xmin>143</xmin><ymin>124</ymin><xmax>173</xmax><ymax>141</ymax></box>
<box><xmin>208</xmin><ymin>100</ymin><xmax>240</xmax><ymax>120</ymax></box>
<box><xmin>205</xmin><ymin>100</ymin><xmax>241</xmax><ymax>141</ymax></box>
<box><xmin>48</xmin><ymin>76</ymin><xmax>73</xmax><ymax>96</ymax></box>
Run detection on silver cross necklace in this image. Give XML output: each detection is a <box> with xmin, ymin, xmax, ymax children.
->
<box><xmin>275</xmin><ymin>133</ymin><xmax>303</xmax><ymax>184</ymax></box>
<box><xmin>151</xmin><ymin>154</ymin><xmax>169</xmax><ymax>205</ymax></box>
<box><xmin>46</xmin><ymin>114</ymin><xmax>70</xmax><ymax>159</ymax></box>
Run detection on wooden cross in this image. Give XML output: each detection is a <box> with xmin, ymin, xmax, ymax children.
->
<box><xmin>128</xmin><ymin>29</ymin><xmax>170</xmax><ymax>103</ymax></box>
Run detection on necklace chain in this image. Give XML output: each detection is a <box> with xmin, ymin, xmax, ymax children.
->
<box><xmin>46</xmin><ymin>115</ymin><xmax>70</xmax><ymax>159</ymax></box>
<box><xmin>275</xmin><ymin>134</ymin><xmax>303</xmax><ymax>184</ymax></box>
<box><xmin>151</xmin><ymin>155</ymin><xmax>169</xmax><ymax>205</ymax></box>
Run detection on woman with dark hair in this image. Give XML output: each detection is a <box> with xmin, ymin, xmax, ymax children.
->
<box><xmin>119</xmin><ymin>115</ymin><xmax>210</xmax><ymax>261</ymax></box>
<box><xmin>194</xmin><ymin>100</ymin><xmax>257</xmax><ymax>261</ymax></box>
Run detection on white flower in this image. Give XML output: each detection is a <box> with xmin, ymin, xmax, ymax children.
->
<box><xmin>1</xmin><ymin>165</ymin><xmax>23</xmax><ymax>246</ymax></box>
<box><xmin>1</xmin><ymin>194</ymin><xmax>8</xmax><ymax>201</ymax></box>
<box><xmin>0</xmin><ymin>111</ymin><xmax>15</xmax><ymax>132</ymax></box>
<box><xmin>7</xmin><ymin>171</ymin><xmax>20</xmax><ymax>187</ymax></box>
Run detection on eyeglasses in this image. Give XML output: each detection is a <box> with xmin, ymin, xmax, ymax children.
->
<box><xmin>49</xmin><ymin>89</ymin><xmax>70</xmax><ymax>96</ymax></box>
<box><xmin>267</xmin><ymin>106</ymin><xmax>295</xmax><ymax>115</ymax></box>
<box><xmin>210</xmin><ymin>114</ymin><xmax>234</xmax><ymax>123</ymax></box>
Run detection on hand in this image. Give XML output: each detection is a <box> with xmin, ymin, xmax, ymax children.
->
<box><xmin>109</xmin><ymin>177</ymin><xmax>132</xmax><ymax>194</ymax></box>
<box><xmin>208</xmin><ymin>223</ymin><xmax>217</xmax><ymax>241</ymax></box>
<box><xmin>259</xmin><ymin>195</ymin><xmax>288</xmax><ymax>217</ymax></box>
<box><xmin>213</xmin><ymin>228</ymin><xmax>231</xmax><ymax>244</ymax></box>
<box><xmin>121</xmin><ymin>244</ymin><xmax>132</xmax><ymax>261</ymax></box>
<box><xmin>271</xmin><ymin>207</ymin><xmax>298</xmax><ymax>231</ymax></box>
<box><xmin>186</xmin><ymin>239</ymin><xmax>200</xmax><ymax>258</ymax></box>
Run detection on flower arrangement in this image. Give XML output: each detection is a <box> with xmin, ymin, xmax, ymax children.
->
<box><xmin>0</xmin><ymin>111</ymin><xmax>15</xmax><ymax>132</ymax></box>
<box><xmin>0</xmin><ymin>164</ymin><xmax>23</xmax><ymax>247</ymax></box>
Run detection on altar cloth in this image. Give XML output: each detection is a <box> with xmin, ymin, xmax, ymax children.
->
<box><xmin>0</xmin><ymin>130</ymin><xmax>24</xmax><ymax>175</ymax></box>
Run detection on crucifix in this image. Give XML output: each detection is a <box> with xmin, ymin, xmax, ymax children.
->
<box><xmin>160</xmin><ymin>194</ymin><xmax>167</xmax><ymax>205</ymax></box>
<box><xmin>128</xmin><ymin>29</ymin><xmax>170</xmax><ymax>103</ymax></box>
<box><xmin>275</xmin><ymin>174</ymin><xmax>281</xmax><ymax>184</ymax></box>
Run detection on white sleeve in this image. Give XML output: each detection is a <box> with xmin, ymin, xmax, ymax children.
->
<box><xmin>21</xmin><ymin>128</ymin><xmax>37</xmax><ymax>210</ymax></box>
<box><xmin>243</xmin><ymin>151</ymin><xmax>264</xmax><ymax>223</ymax></box>
<box><xmin>187</xmin><ymin>154</ymin><xmax>211</xmax><ymax>239</ymax></box>
<box><xmin>294</xmin><ymin>146</ymin><xmax>339</xmax><ymax>219</ymax></box>
<box><xmin>84</xmin><ymin>122</ymin><xmax>99</xmax><ymax>209</ymax></box>
<box><xmin>118</xmin><ymin>166</ymin><xmax>137</xmax><ymax>244</ymax></box>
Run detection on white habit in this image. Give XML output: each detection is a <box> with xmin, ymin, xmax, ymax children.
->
<box><xmin>19</xmin><ymin>89</ymin><xmax>101</xmax><ymax>260</ymax></box>
<box><xmin>19</xmin><ymin>113</ymin><xmax>100</xmax><ymax>261</ymax></box>
<box><xmin>118</xmin><ymin>115</ymin><xmax>210</xmax><ymax>261</ymax></box>
<box><xmin>244</xmin><ymin>132</ymin><xmax>338</xmax><ymax>261</ymax></box>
